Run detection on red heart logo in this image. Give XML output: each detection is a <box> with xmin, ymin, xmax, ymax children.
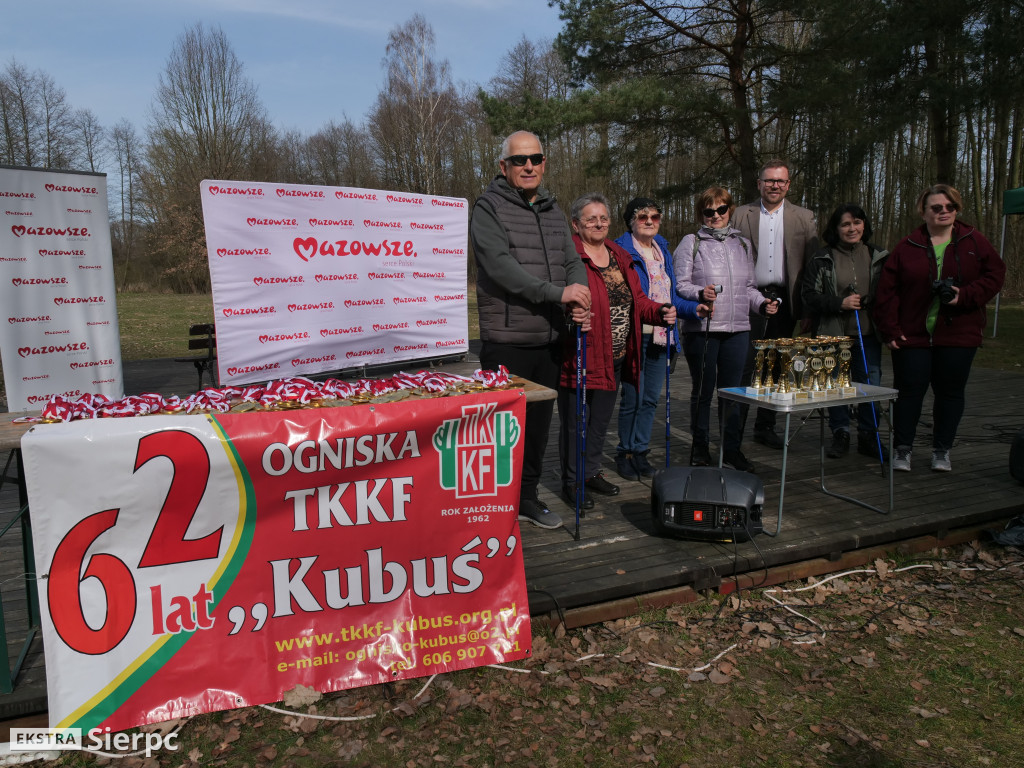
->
<box><xmin>227</xmin><ymin>367</ymin><xmax>239</xmax><ymax>377</ymax></box>
<box><xmin>253</xmin><ymin>277</ymin><xmax>263</xmax><ymax>286</ymax></box>
<box><xmin>293</xmin><ymin>237</ymin><xmax>317</xmax><ymax>261</ymax></box>
<box><xmin>277</xmin><ymin>189</ymin><xmax>286</xmax><ymax>197</ymax></box>
<box><xmin>259</xmin><ymin>335</ymin><xmax>270</xmax><ymax>344</ymax></box>
<box><xmin>308</xmin><ymin>218</ymin><xmax>317</xmax><ymax>227</ymax></box>
<box><xmin>222</xmin><ymin>308</ymin><xmax>231</xmax><ymax>318</ymax></box>
<box><xmin>291</xmin><ymin>359</ymin><xmax>302</xmax><ymax>367</ymax></box>
<box><xmin>45</xmin><ymin>184</ymin><xmax>55</xmax><ymax>192</ymax></box>
<box><xmin>246</xmin><ymin>218</ymin><xmax>257</xmax><ymax>227</ymax></box>
<box><xmin>38</xmin><ymin>250</ymin><xmax>47</xmax><ymax>257</ymax></box>
<box><xmin>216</xmin><ymin>248</ymin><xmax>227</xmax><ymax>257</ymax></box>
<box><xmin>320</xmin><ymin>328</ymin><xmax>330</xmax><ymax>337</ymax></box>
<box><xmin>12</xmin><ymin>226</ymin><xmax>26</xmax><ymax>237</ymax></box>
<box><xmin>209</xmin><ymin>186</ymin><xmax>220</xmax><ymax>195</ymax></box>
<box><xmin>334</xmin><ymin>191</ymin><xmax>345</xmax><ymax>199</ymax></box>
<box><xmin>287</xmin><ymin>304</ymin><xmax>298</xmax><ymax>313</ymax></box>
<box><xmin>18</xmin><ymin>347</ymin><xmax>30</xmax><ymax>357</ymax></box>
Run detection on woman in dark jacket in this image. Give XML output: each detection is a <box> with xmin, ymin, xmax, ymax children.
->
<box><xmin>557</xmin><ymin>193</ymin><xmax>697</xmax><ymax>511</ymax></box>
<box><xmin>612</xmin><ymin>197</ymin><xmax>703</xmax><ymax>480</ymax></box>
<box><xmin>802</xmin><ymin>203</ymin><xmax>889</xmax><ymax>460</ymax></box>
<box><xmin>873</xmin><ymin>184</ymin><xmax>1005</xmax><ymax>473</ymax></box>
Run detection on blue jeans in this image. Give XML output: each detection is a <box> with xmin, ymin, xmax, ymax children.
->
<box><xmin>683</xmin><ymin>330</ymin><xmax>748</xmax><ymax>452</ymax></box>
<box><xmin>828</xmin><ymin>335</ymin><xmax>883</xmax><ymax>434</ymax></box>
<box><xmin>616</xmin><ymin>334</ymin><xmax>669</xmax><ymax>456</ymax></box>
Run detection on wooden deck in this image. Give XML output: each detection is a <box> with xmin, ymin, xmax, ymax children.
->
<box><xmin>2</xmin><ymin>360</ymin><xmax>1021</xmax><ymax>720</ymax></box>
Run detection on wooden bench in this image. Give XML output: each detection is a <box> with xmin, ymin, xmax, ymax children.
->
<box><xmin>175</xmin><ymin>323</ymin><xmax>217</xmax><ymax>391</ymax></box>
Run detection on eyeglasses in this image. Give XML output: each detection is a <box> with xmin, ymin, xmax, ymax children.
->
<box><xmin>702</xmin><ymin>204</ymin><xmax>730</xmax><ymax>218</ymax></box>
<box><xmin>929</xmin><ymin>203</ymin><xmax>958</xmax><ymax>214</ymax></box>
<box><xmin>635</xmin><ymin>213</ymin><xmax>662</xmax><ymax>223</ymax></box>
<box><xmin>581</xmin><ymin>216</ymin><xmax>610</xmax><ymax>228</ymax></box>
<box><xmin>760</xmin><ymin>178</ymin><xmax>789</xmax><ymax>187</ymax></box>
<box><xmin>504</xmin><ymin>153</ymin><xmax>545</xmax><ymax>167</ymax></box>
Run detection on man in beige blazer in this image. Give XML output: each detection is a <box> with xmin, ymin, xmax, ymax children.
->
<box><xmin>731</xmin><ymin>159</ymin><xmax>818</xmax><ymax>450</ymax></box>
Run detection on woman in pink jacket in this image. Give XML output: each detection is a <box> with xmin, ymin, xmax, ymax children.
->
<box><xmin>674</xmin><ymin>187</ymin><xmax>778</xmax><ymax>472</ymax></box>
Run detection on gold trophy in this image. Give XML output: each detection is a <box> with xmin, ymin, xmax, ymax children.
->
<box><xmin>807</xmin><ymin>339</ymin><xmax>827</xmax><ymax>399</ymax></box>
<box><xmin>747</xmin><ymin>339</ymin><xmax>769</xmax><ymax>395</ymax></box>
<box><xmin>837</xmin><ymin>336</ymin><xmax>857</xmax><ymax>395</ymax></box>
<box><xmin>772</xmin><ymin>338</ymin><xmax>795</xmax><ymax>400</ymax></box>
<box><xmin>763</xmin><ymin>339</ymin><xmax>777</xmax><ymax>392</ymax></box>
<box><xmin>791</xmin><ymin>338</ymin><xmax>810</xmax><ymax>401</ymax></box>
<box><xmin>822</xmin><ymin>338</ymin><xmax>838</xmax><ymax>396</ymax></box>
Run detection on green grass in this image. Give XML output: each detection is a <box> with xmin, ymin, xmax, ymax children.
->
<box><xmin>117</xmin><ymin>291</ymin><xmax>215</xmax><ymax>360</ymax></box>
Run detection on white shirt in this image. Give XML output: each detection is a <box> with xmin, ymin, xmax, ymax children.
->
<box><xmin>754</xmin><ymin>200</ymin><xmax>786</xmax><ymax>289</ymax></box>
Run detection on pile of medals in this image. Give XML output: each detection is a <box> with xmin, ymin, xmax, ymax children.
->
<box><xmin>15</xmin><ymin>367</ymin><xmax>513</xmax><ymax>424</ymax></box>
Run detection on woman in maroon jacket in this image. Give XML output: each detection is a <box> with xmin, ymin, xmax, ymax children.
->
<box><xmin>874</xmin><ymin>184</ymin><xmax>1005</xmax><ymax>473</ymax></box>
<box><xmin>556</xmin><ymin>193</ymin><xmax>694</xmax><ymax>511</ymax></box>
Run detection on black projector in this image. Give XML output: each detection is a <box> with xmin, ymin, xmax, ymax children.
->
<box><xmin>651</xmin><ymin>466</ymin><xmax>765</xmax><ymax>541</ymax></box>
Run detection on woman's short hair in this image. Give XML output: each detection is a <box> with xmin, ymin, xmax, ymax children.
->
<box><xmin>695</xmin><ymin>187</ymin><xmax>734</xmax><ymax>226</ymax></box>
<box><xmin>823</xmin><ymin>203</ymin><xmax>873</xmax><ymax>247</ymax></box>
<box><xmin>622</xmin><ymin>196</ymin><xmax>662</xmax><ymax>230</ymax></box>
<box><xmin>570</xmin><ymin>192</ymin><xmax>610</xmax><ymax>223</ymax></box>
<box><xmin>916</xmin><ymin>184</ymin><xmax>962</xmax><ymax>216</ymax></box>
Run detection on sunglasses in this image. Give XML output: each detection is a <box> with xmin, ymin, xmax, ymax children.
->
<box><xmin>929</xmin><ymin>203</ymin><xmax>958</xmax><ymax>214</ymax></box>
<box><xmin>504</xmin><ymin>153</ymin><xmax>545</xmax><ymax>167</ymax></box>
<box><xmin>635</xmin><ymin>213</ymin><xmax>662</xmax><ymax>223</ymax></box>
<box><xmin>702</xmin><ymin>204</ymin><xmax>730</xmax><ymax>218</ymax></box>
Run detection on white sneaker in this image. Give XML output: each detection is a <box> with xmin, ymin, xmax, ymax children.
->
<box><xmin>931</xmin><ymin>450</ymin><xmax>951</xmax><ymax>472</ymax></box>
<box><xmin>893</xmin><ymin>446</ymin><xmax>912</xmax><ymax>472</ymax></box>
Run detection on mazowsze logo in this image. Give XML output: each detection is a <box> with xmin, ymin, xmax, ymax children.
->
<box><xmin>39</xmin><ymin>249</ymin><xmax>85</xmax><ymax>257</ymax></box>
<box><xmin>0</xmin><ymin>191</ymin><xmax>34</xmax><ymax>199</ymax></box>
<box><xmin>309</xmin><ymin>218</ymin><xmax>354</xmax><ymax>227</ymax></box>
<box><xmin>344</xmin><ymin>298</ymin><xmax>384</xmax><ymax>308</ymax></box>
<box><xmin>18</xmin><ymin>342</ymin><xmax>88</xmax><ymax>357</ymax></box>
<box><xmin>277</xmin><ymin>188</ymin><xmax>324</xmax><ymax>199</ymax></box>
<box><xmin>320</xmin><ymin>326</ymin><xmax>362</xmax><ymax>336</ymax></box>
<box><xmin>259</xmin><ymin>332</ymin><xmax>310</xmax><ymax>344</ymax></box>
<box><xmin>287</xmin><ymin>301</ymin><xmax>334</xmax><ymax>313</ymax></box>
<box><xmin>54</xmin><ymin>296</ymin><xmax>104</xmax><ymax>305</ymax></box>
<box><xmin>5</xmin><ymin>209</ymin><xmax>31</xmax><ymax>216</ymax></box>
<box><xmin>433</xmin><ymin>247</ymin><xmax>465</xmax><ymax>255</ymax></box>
<box><xmin>44</xmin><ymin>183</ymin><xmax>97</xmax><ymax>194</ymax></box>
<box><xmin>27</xmin><ymin>389</ymin><xmax>81</xmax><ymax>405</ymax></box>
<box><xmin>410</xmin><ymin>222</ymin><xmax>444</xmax><ymax>231</ymax></box>
<box><xmin>435</xmin><ymin>293</ymin><xmax>466</xmax><ymax>302</ymax></box>
<box><xmin>413</xmin><ymin>271</ymin><xmax>446</xmax><ymax>279</ymax></box>
<box><xmin>246</xmin><ymin>217</ymin><xmax>297</xmax><ymax>227</ymax></box>
<box><xmin>314</xmin><ymin>273</ymin><xmax>358</xmax><ymax>283</ymax></box>
<box><xmin>431</xmin><ymin>198</ymin><xmax>465</xmax><ymax>208</ymax></box>
<box><xmin>11</xmin><ymin>225</ymin><xmax>90</xmax><ymax>238</ymax></box>
<box><xmin>394</xmin><ymin>296</ymin><xmax>427</xmax><ymax>305</ymax></box>
<box><xmin>9</xmin><ymin>315</ymin><xmax>51</xmax><ymax>324</ymax></box>
<box><xmin>254</xmin><ymin>275</ymin><xmax>304</xmax><ymax>286</ymax></box>
<box><xmin>345</xmin><ymin>348</ymin><xmax>384</xmax><ymax>359</ymax></box>
<box><xmin>208</xmin><ymin>184</ymin><xmax>264</xmax><ymax>197</ymax></box>
<box><xmin>291</xmin><ymin>354</ymin><xmax>336</xmax><ymax>366</ymax></box>
<box><xmin>373</xmin><ymin>322</ymin><xmax>409</xmax><ymax>332</ymax></box>
<box><xmin>66</xmin><ymin>208</ymin><xmax>91</xmax><ymax>214</ymax></box>
<box><xmin>335</xmin><ymin>190</ymin><xmax>377</xmax><ymax>201</ymax></box>
<box><xmin>293</xmin><ymin>237</ymin><xmax>415</xmax><ymax>260</ymax></box>
<box><xmin>369</xmin><ymin>271</ymin><xmax>404</xmax><ymax>280</ymax></box>
<box><xmin>217</xmin><ymin>247</ymin><xmax>270</xmax><ymax>257</ymax></box>
<box><xmin>386</xmin><ymin>194</ymin><xmax>423</xmax><ymax>205</ymax></box>
<box><xmin>394</xmin><ymin>343</ymin><xmax>428</xmax><ymax>353</ymax></box>
<box><xmin>70</xmin><ymin>359</ymin><xmax>113</xmax><ymax>369</ymax></box>
<box><xmin>13</xmin><ymin>277</ymin><xmax>68</xmax><ymax>286</ymax></box>
<box><xmin>226</xmin><ymin>362</ymin><xmax>281</xmax><ymax>377</ymax></box>
<box><xmin>222</xmin><ymin>306</ymin><xmax>276</xmax><ymax>318</ymax></box>
<box><xmin>416</xmin><ymin>318</ymin><xmax>448</xmax><ymax>327</ymax></box>
<box><xmin>363</xmin><ymin>219</ymin><xmax>402</xmax><ymax>230</ymax></box>
<box><xmin>436</xmin><ymin>338</ymin><xmax>467</xmax><ymax>348</ymax></box>
<box><xmin>433</xmin><ymin>402</ymin><xmax>520</xmax><ymax>498</ymax></box>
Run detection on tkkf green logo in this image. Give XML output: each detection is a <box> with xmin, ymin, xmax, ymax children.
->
<box><xmin>433</xmin><ymin>403</ymin><xmax>520</xmax><ymax>498</ymax></box>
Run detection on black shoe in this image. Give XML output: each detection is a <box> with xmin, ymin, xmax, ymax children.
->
<box><xmin>615</xmin><ymin>452</ymin><xmax>640</xmax><ymax>481</ymax></box>
<box><xmin>857</xmin><ymin>432</ymin><xmax>889</xmax><ymax>462</ymax></box>
<box><xmin>633</xmin><ymin>451</ymin><xmax>657</xmax><ymax>477</ymax></box>
<box><xmin>724</xmin><ymin>449</ymin><xmax>755</xmax><ymax>473</ymax></box>
<box><xmin>518</xmin><ymin>498</ymin><xmax>562</xmax><ymax>529</ymax></box>
<box><xmin>586</xmin><ymin>472</ymin><xmax>620</xmax><ymax>496</ymax></box>
<box><xmin>562</xmin><ymin>485</ymin><xmax>594</xmax><ymax>511</ymax></box>
<box><xmin>827</xmin><ymin>429</ymin><xmax>850</xmax><ymax>458</ymax></box>
<box><xmin>753</xmin><ymin>427</ymin><xmax>784</xmax><ymax>449</ymax></box>
<box><xmin>690</xmin><ymin>443</ymin><xmax>711</xmax><ymax>467</ymax></box>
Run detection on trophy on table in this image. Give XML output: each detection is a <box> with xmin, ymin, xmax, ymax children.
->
<box><xmin>807</xmin><ymin>339</ymin><xmax>827</xmax><ymax>398</ymax></box>
<box><xmin>821</xmin><ymin>337</ymin><xmax>838</xmax><ymax>396</ymax></box>
<box><xmin>837</xmin><ymin>336</ymin><xmax>857</xmax><ymax>395</ymax></box>
<box><xmin>791</xmin><ymin>338</ymin><xmax>810</xmax><ymax>401</ymax></box>
<box><xmin>747</xmin><ymin>339</ymin><xmax>769</xmax><ymax>395</ymax></box>
<box><xmin>763</xmin><ymin>339</ymin><xmax>777</xmax><ymax>392</ymax></box>
<box><xmin>772</xmin><ymin>338</ymin><xmax>795</xmax><ymax>400</ymax></box>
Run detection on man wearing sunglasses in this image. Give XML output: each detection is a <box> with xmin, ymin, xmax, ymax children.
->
<box><xmin>731</xmin><ymin>159</ymin><xmax>819</xmax><ymax>450</ymax></box>
<box><xmin>471</xmin><ymin>130</ymin><xmax>591</xmax><ymax>530</ymax></box>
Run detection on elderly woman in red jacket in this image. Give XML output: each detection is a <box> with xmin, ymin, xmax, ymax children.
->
<box><xmin>874</xmin><ymin>184</ymin><xmax>1005</xmax><ymax>473</ymax></box>
<box><xmin>557</xmin><ymin>193</ymin><xmax>704</xmax><ymax>511</ymax></box>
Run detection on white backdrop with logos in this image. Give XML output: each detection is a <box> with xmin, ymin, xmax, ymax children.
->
<box><xmin>200</xmin><ymin>181</ymin><xmax>469</xmax><ymax>386</ymax></box>
<box><xmin>0</xmin><ymin>166</ymin><xmax>122</xmax><ymax>412</ymax></box>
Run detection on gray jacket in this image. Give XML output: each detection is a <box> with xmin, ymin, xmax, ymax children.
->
<box><xmin>471</xmin><ymin>175</ymin><xmax>584</xmax><ymax>345</ymax></box>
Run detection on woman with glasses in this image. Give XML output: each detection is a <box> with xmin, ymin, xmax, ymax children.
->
<box><xmin>612</xmin><ymin>197</ymin><xmax>704</xmax><ymax>480</ymax></box>
<box><xmin>557</xmin><ymin>193</ymin><xmax>701</xmax><ymax>511</ymax></box>
<box><xmin>801</xmin><ymin>203</ymin><xmax>889</xmax><ymax>460</ymax></box>
<box><xmin>674</xmin><ymin>187</ymin><xmax>778</xmax><ymax>472</ymax></box>
<box><xmin>874</xmin><ymin>184</ymin><xmax>1004</xmax><ymax>473</ymax></box>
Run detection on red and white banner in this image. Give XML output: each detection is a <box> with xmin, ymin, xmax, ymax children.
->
<box><xmin>22</xmin><ymin>390</ymin><xmax>529</xmax><ymax>733</ymax></box>
<box><xmin>200</xmin><ymin>181</ymin><xmax>469</xmax><ymax>386</ymax></box>
<box><xmin>0</xmin><ymin>166</ymin><xmax>122</xmax><ymax>411</ymax></box>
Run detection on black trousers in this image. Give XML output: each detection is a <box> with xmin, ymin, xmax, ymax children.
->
<box><xmin>479</xmin><ymin>339</ymin><xmax>562</xmax><ymax>499</ymax></box>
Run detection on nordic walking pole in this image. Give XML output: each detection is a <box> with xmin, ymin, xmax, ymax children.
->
<box><xmin>665</xmin><ymin>325</ymin><xmax>673</xmax><ymax>469</ymax></box>
<box><xmin>852</xmin><ymin>290</ymin><xmax>884</xmax><ymax>469</ymax></box>
<box><xmin>575</xmin><ymin>324</ymin><xmax>587</xmax><ymax>541</ymax></box>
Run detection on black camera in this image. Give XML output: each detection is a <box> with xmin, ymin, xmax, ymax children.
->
<box><xmin>932</xmin><ymin>277</ymin><xmax>957</xmax><ymax>304</ymax></box>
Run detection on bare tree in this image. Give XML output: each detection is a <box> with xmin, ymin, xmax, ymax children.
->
<box><xmin>72</xmin><ymin>108</ymin><xmax>105</xmax><ymax>172</ymax></box>
<box><xmin>110</xmin><ymin>120</ymin><xmax>142</xmax><ymax>289</ymax></box>
<box><xmin>368</xmin><ymin>15</ymin><xmax>461</xmax><ymax>195</ymax></box>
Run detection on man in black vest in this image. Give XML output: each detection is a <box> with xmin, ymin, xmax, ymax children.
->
<box><xmin>471</xmin><ymin>131</ymin><xmax>591</xmax><ymax>529</ymax></box>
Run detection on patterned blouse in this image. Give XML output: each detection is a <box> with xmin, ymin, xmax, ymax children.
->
<box><xmin>598</xmin><ymin>257</ymin><xmax>633</xmax><ymax>362</ymax></box>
